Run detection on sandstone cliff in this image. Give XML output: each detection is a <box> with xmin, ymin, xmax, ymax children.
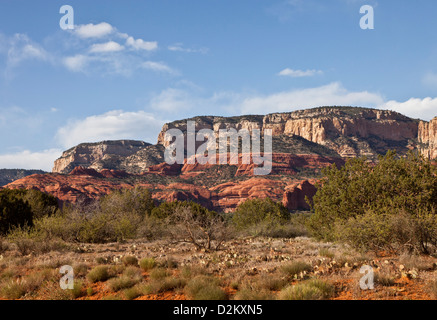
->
<box><xmin>418</xmin><ymin>117</ymin><xmax>437</xmax><ymax>160</ymax></box>
<box><xmin>25</xmin><ymin>106</ymin><xmax>436</xmax><ymax>213</ymax></box>
<box><xmin>157</xmin><ymin>107</ymin><xmax>423</xmax><ymax>159</ymax></box>
<box><xmin>52</xmin><ymin>107</ymin><xmax>436</xmax><ymax>175</ymax></box>
<box><xmin>52</xmin><ymin>140</ymin><xmax>164</xmax><ymax>174</ymax></box>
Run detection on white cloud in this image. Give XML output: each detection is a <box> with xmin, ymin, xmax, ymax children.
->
<box><xmin>4</xmin><ymin>34</ymin><xmax>49</xmax><ymax>69</ymax></box>
<box><xmin>63</xmin><ymin>54</ymin><xmax>90</xmax><ymax>72</ymax></box>
<box><xmin>238</xmin><ymin>82</ymin><xmax>384</xmax><ymax>114</ymax></box>
<box><xmin>75</xmin><ymin>22</ymin><xmax>115</xmax><ymax>39</ymax></box>
<box><xmin>141</xmin><ymin>61</ymin><xmax>176</xmax><ymax>74</ymax></box>
<box><xmin>126</xmin><ymin>36</ymin><xmax>157</xmax><ymax>51</ymax></box>
<box><xmin>382</xmin><ymin>97</ymin><xmax>437</xmax><ymax>121</ymax></box>
<box><xmin>56</xmin><ymin>110</ymin><xmax>166</xmax><ymax>148</ymax></box>
<box><xmin>168</xmin><ymin>43</ymin><xmax>208</xmax><ymax>54</ymax></box>
<box><xmin>278</xmin><ymin>68</ymin><xmax>323</xmax><ymax>77</ymax></box>
<box><xmin>0</xmin><ymin>149</ymin><xmax>62</xmax><ymax>171</ymax></box>
<box><xmin>89</xmin><ymin>41</ymin><xmax>125</xmax><ymax>53</ymax></box>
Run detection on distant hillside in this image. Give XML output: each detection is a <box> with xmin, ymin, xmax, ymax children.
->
<box><xmin>0</xmin><ymin>169</ymin><xmax>47</xmax><ymax>186</ymax></box>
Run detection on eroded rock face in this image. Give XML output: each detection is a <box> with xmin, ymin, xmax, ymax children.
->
<box><xmin>157</xmin><ymin>107</ymin><xmax>423</xmax><ymax>159</ymax></box>
<box><xmin>52</xmin><ymin>140</ymin><xmax>164</xmax><ymax>174</ymax></box>
<box><xmin>8</xmin><ymin>153</ymin><xmax>339</xmax><ymax>211</ymax></box>
<box><xmin>14</xmin><ymin>107</ymin><xmax>437</xmax><ymax>213</ymax></box>
<box><xmin>418</xmin><ymin>118</ymin><xmax>437</xmax><ymax>160</ymax></box>
<box><xmin>52</xmin><ymin>107</ymin><xmax>436</xmax><ymax>177</ymax></box>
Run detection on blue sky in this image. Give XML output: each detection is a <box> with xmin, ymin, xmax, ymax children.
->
<box><xmin>0</xmin><ymin>0</ymin><xmax>437</xmax><ymax>170</ymax></box>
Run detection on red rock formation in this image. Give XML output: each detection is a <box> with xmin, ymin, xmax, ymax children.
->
<box><xmin>282</xmin><ymin>180</ymin><xmax>318</xmax><ymax>211</ymax></box>
<box><xmin>5</xmin><ymin>155</ymin><xmax>324</xmax><ymax>212</ymax></box>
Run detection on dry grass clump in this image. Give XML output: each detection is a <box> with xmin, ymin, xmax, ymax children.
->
<box><xmin>122</xmin><ymin>255</ymin><xmax>138</xmax><ymax>267</ymax></box>
<box><xmin>139</xmin><ymin>257</ymin><xmax>156</xmax><ymax>271</ymax></box>
<box><xmin>87</xmin><ymin>265</ymin><xmax>111</xmax><ymax>283</ymax></box>
<box><xmin>185</xmin><ymin>275</ymin><xmax>227</xmax><ymax>300</ymax></box>
<box><xmin>279</xmin><ymin>279</ymin><xmax>334</xmax><ymax>300</ymax></box>
<box><xmin>280</xmin><ymin>261</ymin><xmax>312</xmax><ymax>277</ymax></box>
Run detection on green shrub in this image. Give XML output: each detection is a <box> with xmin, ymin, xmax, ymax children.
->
<box><xmin>122</xmin><ymin>256</ymin><xmax>138</xmax><ymax>267</ymax></box>
<box><xmin>124</xmin><ymin>286</ymin><xmax>142</xmax><ymax>300</ymax></box>
<box><xmin>0</xmin><ymin>190</ymin><xmax>33</xmax><ymax>235</ymax></box>
<box><xmin>150</xmin><ymin>268</ymin><xmax>169</xmax><ymax>280</ymax></box>
<box><xmin>279</xmin><ymin>279</ymin><xmax>334</xmax><ymax>300</ymax></box>
<box><xmin>73</xmin><ymin>263</ymin><xmax>89</xmax><ymax>278</ymax></box>
<box><xmin>87</xmin><ymin>266</ymin><xmax>111</xmax><ymax>283</ymax></box>
<box><xmin>108</xmin><ymin>276</ymin><xmax>140</xmax><ymax>292</ymax></box>
<box><xmin>185</xmin><ymin>276</ymin><xmax>226</xmax><ymax>300</ymax></box>
<box><xmin>232</xmin><ymin>198</ymin><xmax>290</xmax><ymax>236</ymax></box>
<box><xmin>70</xmin><ymin>280</ymin><xmax>85</xmax><ymax>299</ymax></box>
<box><xmin>319</xmin><ymin>248</ymin><xmax>335</xmax><ymax>259</ymax></box>
<box><xmin>139</xmin><ymin>257</ymin><xmax>156</xmax><ymax>271</ymax></box>
<box><xmin>308</xmin><ymin>151</ymin><xmax>437</xmax><ymax>254</ymax></box>
<box><xmin>0</xmin><ymin>279</ymin><xmax>27</xmax><ymax>299</ymax></box>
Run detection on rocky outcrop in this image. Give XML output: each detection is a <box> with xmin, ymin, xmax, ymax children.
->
<box><xmin>157</xmin><ymin>107</ymin><xmax>424</xmax><ymax>159</ymax></box>
<box><xmin>0</xmin><ymin>169</ymin><xmax>46</xmax><ymax>186</ymax></box>
<box><xmin>11</xmin><ymin>106</ymin><xmax>436</xmax><ymax>213</ymax></box>
<box><xmin>8</xmin><ymin>152</ymin><xmax>340</xmax><ymax>211</ymax></box>
<box><xmin>283</xmin><ymin>180</ymin><xmax>318</xmax><ymax>211</ymax></box>
<box><xmin>52</xmin><ymin>140</ymin><xmax>161</xmax><ymax>174</ymax></box>
<box><xmin>418</xmin><ymin>117</ymin><xmax>437</xmax><ymax>160</ymax></box>
<box><xmin>51</xmin><ymin>107</ymin><xmax>436</xmax><ymax>176</ymax></box>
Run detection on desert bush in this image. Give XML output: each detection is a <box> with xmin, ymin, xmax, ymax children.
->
<box><xmin>279</xmin><ymin>279</ymin><xmax>334</xmax><ymax>300</ymax></box>
<box><xmin>374</xmin><ymin>271</ymin><xmax>396</xmax><ymax>287</ymax></box>
<box><xmin>122</xmin><ymin>255</ymin><xmax>138</xmax><ymax>267</ymax></box>
<box><xmin>0</xmin><ymin>190</ymin><xmax>33</xmax><ymax>235</ymax></box>
<box><xmin>308</xmin><ymin>151</ymin><xmax>437</xmax><ymax>254</ymax></box>
<box><xmin>281</xmin><ymin>261</ymin><xmax>312</xmax><ymax>277</ymax></box>
<box><xmin>87</xmin><ymin>266</ymin><xmax>111</xmax><ymax>283</ymax></box>
<box><xmin>185</xmin><ymin>275</ymin><xmax>226</xmax><ymax>300</ymax></box>
<box><xmin>180</xmin><ymin>265</ymin><xmax>209</xmax><ymax>279</ymax></box>
<box><xmin>108</xmin><ymin>275</ymin><xmax>141</xmax><ymax>292</ymax></box>
<box><xmin>139</xmin><ymin>257</ymin><xmax>156</xmax><ymax>271</ymax></box>
<box><xmin>123</xmin><ymin>266</ymin><xmax>143</xmax><ymax>281</ymax></box>
<box><xmin>165</xmin><ymin>204</ymin><xmax>230</xmax><ymax>251</ymax></box>
<box><xmin>73</xmin><ymin>263</ymin><xmax>89</xmax><ymax>278</ymax></box>
<box><xmin>256</xmin><ymin>274</ymin><xmax>288</xmax><ymax>291</ymax></box>
<box><xmin>319</xmin><ymin>248</ymin><xmax>335</xmax><ymax>259</ymax></box>
<box><xmin>0</xmin><ymin>279</ymin><xmax>27</xmax><ymax>299</ymax></box>
<box><xmin>159</xmin><ymin>256</ymin><xmax>178</xmax><ymax>269</ymax></box>
<box><xmin>124</xmin><ymin>286</ymin><xmax>142</xmax><ymax>300</ymax></box>
<box><xmin>16</xmin><ymin>189</ymin><xmax>59</xmax><ymax>219</ymax></box>
<box><xmin>149</xmin><ymin>268</ymin><xmax>169</xmax><ymax>280</ymax></box>
<box><xmin>70</xmin><ymin>280</ymin><xmax>85</xmax><ymax>299</ymax></box>
<box><xmin>232</xmin><ymin>198</ymin><xmax>290</xmax><ymax>236</ymax></box>
<box><xmin>100</xmin><ymin>187</ymin><xmax>155</xmax><ymax>217</ymax></box>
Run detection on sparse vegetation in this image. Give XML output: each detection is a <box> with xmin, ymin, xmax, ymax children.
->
<box><xmin>281</xmin><ymin>261</ymin><xmax>312</xmax><ymax>277</ymax></box>
<box><xmin>185</xmin><ymin>275</ymin><xmax>227</xmax><ymax>300</ymax></box>
<box><xmin>87</xmin><ymin>266</ymin><xmax>111</xmax><ymax>283</ymax></box>
<box><xmin>139</xmin><ymin>257</ymin><xmax>156</xmax><ymax>271</ymax></box>
<box><xmin>308</xmin><ymin>151</ymin><xmax>437</xmax><ymax>254</ymax></box>
<box><xmin>279</xmin><ymin>279</ymin><xmax>334</xmax><ymax>300</ymax></box>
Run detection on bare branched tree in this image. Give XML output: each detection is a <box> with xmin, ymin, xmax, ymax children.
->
<box><xmin>165</xmin><ymin>206</ymin><xmax>230</xmax><ymax>251</ymax></box>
